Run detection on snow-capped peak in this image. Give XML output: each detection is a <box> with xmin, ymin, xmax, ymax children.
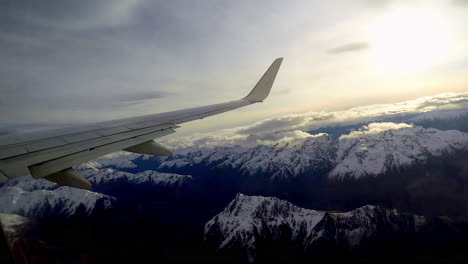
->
<box><xmin>76</xmin><ymin>164</ymin><xmax>194</xmax><ymax>188</ymax></box>
<box><xmin>205</xmin><ymin>193</ymin><xmax>324</xmax><ymax>259</ymax></box>
<box><xmin>0</xmin><ymin>186</ymin><xmax>114</xmax><ymax>218</ymax></box>
<box><xmin>331</xmin><ymin>123</ymin><xmax>468</xmax><ymax>178</ymax></box>
<box><xmin>155</xmin><ymin>122</ymin><xmax>468</xmax><ymax>180</ymax></box>
<box><xmin>160</xmin><ymin>133</ymin><xmax>336</xmax><ymax>179</ymax></box>
<box><xmin>204</xmin><ymin>194</ymin><xmax>425</xmax><ymax>263</ymax></box>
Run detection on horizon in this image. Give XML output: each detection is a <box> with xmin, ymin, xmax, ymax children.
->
<box><xmin>1</xmin><ymin>90</ymin><xmax>467</xmax><ymax>138</ymax></box>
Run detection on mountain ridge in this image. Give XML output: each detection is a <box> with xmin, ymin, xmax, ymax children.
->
<box><xmin>204</xmin><ymin>194</ymin><xmax>426</xmax><ymax>263</ymax></box>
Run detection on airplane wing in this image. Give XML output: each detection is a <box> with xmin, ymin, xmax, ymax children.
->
<box><xmin>0</xmin><ymin>58</ymin><xmax>283</xmax><ymax>190</ymax></box>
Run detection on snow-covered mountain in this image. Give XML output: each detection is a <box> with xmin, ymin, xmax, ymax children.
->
<box><xmin>0</xmin><ymin>161</ymin><xmax>195</xmax><ymax>218</ymax></box>
<box><xmin>154</xmin><ymin>123</ymin><xmax>468</xmax><ymax>179</ymax></box>
<box><xmin>204</xmin><ymin>194</ymin><xmax>425</xmax><ymax>263</ymax></box>
<box><xmin>0</xmin><ymin>213</ymin><xmax>29</xmax><ymax>251</ymax></box>
<box><xmin>0</xmin><ymin>213</ymin><xmax>28</xmax><ymax>237</ymax></box>
<box><xmin>1</xmin><ymin>176</ymin><xmax>57</xmax><ymax>191</ymax></box>
<box><xmin>0</xmin><ymin>185</ymin><xmax>114</xmax><ymax>218</ymax></box>
<box><xmin>90</xmin><ymin>169</ymin><xmax>193</xmax><ymax>187</ymax></box>
<box><xmin>159</xmin><ymin>133</ymin><xmax>336</xmax><ymax>179</ymax></box>
<box><xmin>77</xmin><ymin>161</ymin><xmax>194</xmax><ymax>187</ymax></box>
<box><xmin>330</xmin><ymin>123</ymin><xmax>468</xmax><ymax>178</ymax></box>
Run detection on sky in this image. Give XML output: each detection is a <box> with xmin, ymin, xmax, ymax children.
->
<box><xmin>1</xmin><ymin>0</ymin><xmax>468</xmax><ymax>135</ymax></box>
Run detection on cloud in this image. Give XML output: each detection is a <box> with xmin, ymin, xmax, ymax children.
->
<box><xmin>161</xmin><ymin>92</ymin><xmax>468</xmax><ymax>149</ymax></box>
<box><xmin>0</xmin><ymin>85</ymin><xmax>171</xmax><ymax>112</ymax></box>
<box><xmin>1</xmin><ymin>1</ymin><xmax>466</xmax><ymax>129</ymax></box>
<box><xmin>327</xmin><ymin>42</ymin><xmax>369</xmax><ymax>54</ymax></box>
<box><xmin>2</xmin><ymin>1</ymin><xmax>303</xmax><ymax>125</ymax></box>
<box><xmin>416</xmin><ymin>93</ymin><xmax>468</xmax><ymax>109</ymax></box>
<box><xmin>237</xmin><ymin>114</ymin><xmax>325</xmax><ymax>135</ymax></box>
<box><xmin>339</xmin><ymin>122</ymin><xmax>413</xmax><ymax>139</ymax></box>
<box><xmin>245</xmin><ymin>130</ymin><xmax>319</xmax><ymax>147</ymax></box>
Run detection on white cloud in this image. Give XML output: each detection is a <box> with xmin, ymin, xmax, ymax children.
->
<box><xmin>162</xmin><ymin>91</ymin><xmax>468</xmax><ymax>149</ymax></box>
<box><xmin>339</xmin><ymin>122</ymin><xmax>413</xmax><ymax>139</ymax></box>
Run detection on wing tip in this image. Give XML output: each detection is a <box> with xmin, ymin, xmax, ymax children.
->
<box><xmin>243</xmin><ymin>58</ymin><xmax>283</xmax><ymax>102</ymax></box>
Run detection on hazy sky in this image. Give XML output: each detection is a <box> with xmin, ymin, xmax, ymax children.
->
<box><xmin>1</xmin><ymin>0</ymin><xmax>467</xmax><ymax>134</ymax></box>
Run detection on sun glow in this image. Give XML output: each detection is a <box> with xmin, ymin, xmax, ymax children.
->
<box><xmin>370</xmin><ymin>7</ymin><xmax>453</xmax><ymax>74</ymax></box>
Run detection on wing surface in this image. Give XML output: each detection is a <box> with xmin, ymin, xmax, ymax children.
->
<box><xmin>0</xmin><ymin>58</ymin><xmax>283</xmax><ymax>189</ymax></box>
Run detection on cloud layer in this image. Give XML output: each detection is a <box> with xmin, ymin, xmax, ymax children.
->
<box><xmin>161</xmin><ymin>92</ymin><xmax>468</xmax><ymax>149</ymax></box>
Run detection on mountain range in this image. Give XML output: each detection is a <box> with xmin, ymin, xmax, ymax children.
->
<box><xmin>204</xmin><ymin>194</ymin><xmax>427</xmax><ymax>263</ymax></box>
<box><xmin>1</xmin><ymin>92</ymin><xmax>468</xmax><ymax>263</ymax></box>
<box><xmin>150</xmin><ymin>122</ymin><xmax>468</xmax><ymax>180</ymax></box>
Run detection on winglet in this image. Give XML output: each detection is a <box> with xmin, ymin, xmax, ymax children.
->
<box><xmin>243</xmin><ymin>58</ymin><xmax>283</xmax><ymax>102</ymax></box>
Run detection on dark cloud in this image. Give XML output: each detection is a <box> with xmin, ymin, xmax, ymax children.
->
<box><xmin>1</xmin><ymin>0</ymin><xmax>283</xmax><ymax>125</ymax></box>
<box><xmin>237</xmin><ymin>114</ymin><xmax>333</xmax><ymax>135</ymax></box>
<box><xmin>0</xmin><ymin>0</ymin><xmax>143</xmax><ymax>32</ymax></box>
<box><xmin>327</xmin><ymin>42</ymin><xmax>369</xmax><ymax>54</ymax></box>
<box><xmin>417</xmin><ymin>94</ymin><xmax>468</xmax><ymax>109</ymax></box>
<box><xmin>238</xmin><ymin>116</ymin><xmax>306</xmax><ymax>134</ymax></box>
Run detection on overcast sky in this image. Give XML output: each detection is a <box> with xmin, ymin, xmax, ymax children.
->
<box><xmin>1</xmin><ymin>0</ymin><xmax>467</xmax><ymax>134</ymax></box>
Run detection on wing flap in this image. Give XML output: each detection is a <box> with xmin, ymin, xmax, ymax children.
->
<box><xmin>44</xmin><ymin>168</ymin><xmax>92</xmax><ymax>190</ymax></box>
<box><xmin>124</xmin><ymin>141</ymin><xmax>173</xmax><ymax>156</ymax></box>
